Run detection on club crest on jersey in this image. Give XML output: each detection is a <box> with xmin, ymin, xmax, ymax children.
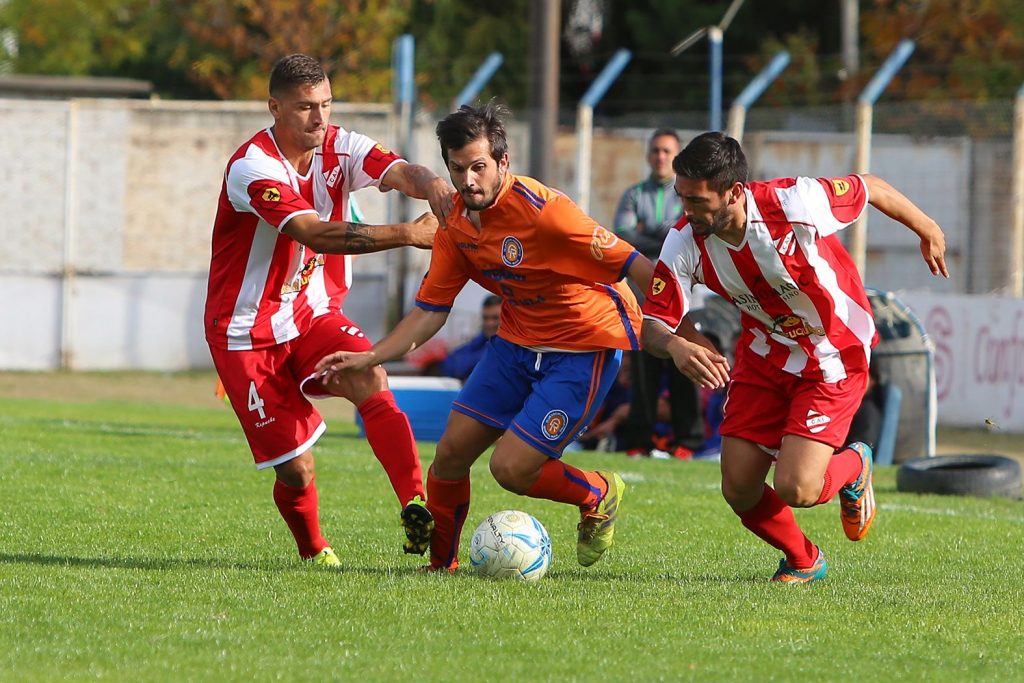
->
<box><xmin>830</xmin><ymin>178</ymin><xmax>851</xmax><ymax>196</ymax></box>
<box><xmin>651</xmin><ymin>277</ymin><xmax>666</xmax><ymax>296</ymax></box>
<box><xmin>589</xmin><ymin>226</ymin><xmax>619</xmax><ymax>261</ymax></box>
<box><xmin>805</xmin><ymin>409</ymin><xmax>831</xmax><ymax>434</ymax></box>
<box><xmin>373</xmin><ymin>143</ymin><xmax>392</xmax><ymax>156</ymax></box>
<box><xmin>770</xmin><ymin>314</ymin><xmax>825</xmax><ymax>339</ymax></box>
<box><xmin>501</xmin><ymin>236</ymin><xmax>524</xmax><ymax>267</ymax></box>
<box><xmin>323</xmin><ymin>165</ymin><xmax>341</xmax><ymax>188</ymax></box>
<box><xmin>261</xmin><ymin>187</ymin><xmax>281</xmax><ymax>202</ymax></box>
<box><xmin>774</xmin><ymin>231</ymin><xmax>796</xmax><ymax>256</ymax></box>
<box><xmin>541</xmin><ymin>410</ymin><xmax>569</xmax><ymax>440</ymax></box>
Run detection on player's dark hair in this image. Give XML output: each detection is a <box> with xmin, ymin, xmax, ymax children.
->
<box><xmin>436</xmin><ymin>99</ymin><xmax>510</xmax><ymax>165</ymax></box>
<box><xmin>648</xmin><ymin>128</ymin><xmax>680</xmax><ymax>147</ymax></box>
<box><xmin>673</xmin><ymin>131</ymin><xmax>748</xmax><ymax>193</ymax></box>
<box><xmin>269</xmin><ymin>54</ymin><xmax>327</xmax><ymax>96</ymax></box>
<box><xmin>482</xmin><ymin>295</ymin><xmax>502</xmax><ymax>309</ymax></box>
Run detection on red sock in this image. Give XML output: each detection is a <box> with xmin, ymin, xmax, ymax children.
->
<box><xmin>426</xmin><ymin>467</ymin><xmax>470</xmax><ymax>570</ymax></box>
<box><xmin>737</xmin><ymin>484</ymin><xmax>817</xmax><ymax>569</ymax></box>
<box><xmin>358</xmin><ymin>391</ymin><xmax>425</xmax><ymax>506</ymax></box>
<box><xmin>814</xmin><ymin>445</ymin><xmax>864</xmax><ymax>505</ymax></box>
<box><xmin>525</xmin><ymin>460</ymin><xmax>608</xmax><ymax>509</ymax></box>
<box><xmin>273</xmin><ymin>478</ymin><xmax>328</xmax><ymax>559</ymax></box>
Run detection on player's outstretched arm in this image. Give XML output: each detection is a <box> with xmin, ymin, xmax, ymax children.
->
<box><xmin>316</xmin><ymin>307</ymin><xmax>450</xmax><ymax>381</ymax></box>
<box><xmin>862</xmin><ymin>174</ymin><xmax>949</xmax><ymax>278</ymax></box>
<box><xmin>642</xmin><ymin>318</ymin><xmax>730</xmax><ymax>389</ymax></box>
<box><xmin>626</xmin><ymin>253</ymin><xmax>654</xmax><ymax>293</ymax></box>
<box><xmin>382</xmin><ymin>162</ymin><xmax>456</xmax><ymax>222</ymax></box>
<box><xmin>283</xmin><ymin>211</ymin><xmax>438</xmax><ymax>254</ymax></box>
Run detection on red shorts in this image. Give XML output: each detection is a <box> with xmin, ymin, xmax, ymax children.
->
<box><xmin>719</xmin><ymin>351</ymin><xmax>867</xmax><ymax>450</ymax></box>
<box><xmin>208</xmin><ymin>313</ymin><xmax>372</xmax><ymax>468</ymax></box>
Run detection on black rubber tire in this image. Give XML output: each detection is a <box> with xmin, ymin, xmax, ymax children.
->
<box><xmin>896</xmin><ymin>455</ymin><xmax>1022</xmax><ymax>499</ymax></box>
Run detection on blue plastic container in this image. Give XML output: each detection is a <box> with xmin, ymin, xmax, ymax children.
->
<box><xmin>354</xmin><ymin>376</ymin><xmax>462</xmax><ymax>442</ymax></box>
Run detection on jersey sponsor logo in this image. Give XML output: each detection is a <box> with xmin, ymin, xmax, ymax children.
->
<box><xmin>830</xmin><ymin>178</ymin><xmax>851</xmax><ymax>196</ymax></box>
<box><xmin>281</xmin><ymin>253</ymin><xmax>326</xmax><ymax>295</ymax></box>
<box><xmin>455</xmin><ymin>241</ymin><xmax>479</xmax><ymax>251</ymax></box>
<box><xmin>769</xmin><ymin>314</ymin><xmax>825</xmax><ymax>339</ymax></box>
<box><xmin>651</xmin><ymin>277</ymin><xmax>666</xmax><ymax>296</ymax></box>
<box><xmin>481</xmin><ymin>267</ymin><xmax>525</xmax><ymax>282</ymax></box>
<box><xmin>501</xmin><ymin>236</ymin><xmax>525</xmax><ymax>267</ymax></box>
<box><xmin>774</xmin><ymin>231</ymin><xmax>796</xmax><ymax>256</ymax></box>
<box><xmin>805</xmin><ymin>409</ymin><xmax>831</xmax><ymax>434</ymax></box>
<box><xmin>261</xmin><ymin>187</ymin><xmax>281</xmax><ymax>202</ymax></box>
<box><xmin>541</xmin><ymin>409</ymin><xmax>569</xmax><ymax>440</ymax></box>
<box><xmin>731</xmin><ymin>281</ymin><xmax>799</xmax><ymax>309</ymax></box>
<box><xmin>589</xmin><ymin>226</ymin><xmax>619</xmax><ymax>261</ymax></box>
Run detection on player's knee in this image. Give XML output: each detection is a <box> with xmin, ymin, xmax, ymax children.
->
<box><xmin>275</xmin><ymin>453</ymin><xmax>315</xmax><ymax>488</ymax></box>
<box><xmin>488</xmin><ymin>456</ymin><xmax>530</xmax><ymax>494</ymax></box>
<box><xmin>721</xmin><ymin>478</ymin><xmax>760</xmax><ymax>511</ymax></box>
<box><xmin>774</xmin><ymin>475</ymin><xmax>819</xmax><ymax>508</ymax></box>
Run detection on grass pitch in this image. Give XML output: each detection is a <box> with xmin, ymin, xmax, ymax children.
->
<box><xmin>1</xmin><ymin>375</ymin><xmax>1023</xmax><ymax>682</ymax></box>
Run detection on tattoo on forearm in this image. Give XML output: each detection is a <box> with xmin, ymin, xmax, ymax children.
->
<box><xmin>341</xmin><ymin>222</ymin><xmax>377</xmax><ymax>253</ymax></box>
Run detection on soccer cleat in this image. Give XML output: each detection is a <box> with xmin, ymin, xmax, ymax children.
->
<box><xmin>310</xmin><ymin>547</ymin><xmax>341</xmax><ymax>568</ymax></box>
<box><xmin>576</xmin><ymin>471</ymin><xmax>626</xmax><ymax>567</ymax></box>
<box><xmin>771</xmin><ymin>548</ymin><xmax>827</xmax><ymax>584</ymax></box>
<box><xmin>625</xmin><ymin>448</ymin><xmax>646</xmax><ymax>458</ymax></box>
<box><xmin>839</xmin><ymin>442</ymin><xmax>876</xmax><ymax>541</ymax></box>
<box><xmin>418</xmin><ymin>563</ymin><xmax>457</xmax><ymax>575</ymax></box>
<box><xmin>400</xmin><ymin>496</ymin><xmax>435</xmax><ymax>555</ymax></box>
<box><xmin>672</xmin><ymin>445</ymin><xmax>695</xmax><ymax>460</ymax></box>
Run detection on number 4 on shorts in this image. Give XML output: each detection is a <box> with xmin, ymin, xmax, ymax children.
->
<box><xmin>248</xmin><ymin>381</ymin><xmax>266</xmax><ymax>419</ymax></box>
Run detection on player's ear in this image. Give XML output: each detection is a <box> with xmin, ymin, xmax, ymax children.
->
<box><xmin>498</xmin><ymin>152</ymin><xmax>509</xmax><ymax>172</ymax></box>
<box><xmin>268</xmin><ymin>96</ymin><xmax>280</xmax><ymax>119</ymax></box>
<box><xmin>727</xmin><ymin>182</ymin><xmax>743</xmax><ymax>204</ymax></box>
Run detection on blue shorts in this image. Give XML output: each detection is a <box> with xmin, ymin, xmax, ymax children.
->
<box><xmin>452</xmin><ymin>336</ymin><xmax>622</xmax><ymax>458</ymax></box>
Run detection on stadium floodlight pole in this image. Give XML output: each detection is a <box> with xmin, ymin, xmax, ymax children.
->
<box><xmin>390</xmin><ymin>33</ymin><xmax>416</xmax><ymax>322</ymax></box>
<box><xmin>849</xmin><ymin>39</ymin><xmax>916</xmax><ymax>276</ymax></box>
<box><xmin>575</xmin><ymin>49</ymin><xmax>632</xmax><ymax>215</ymax></box>
<box><xmin>670</xmin><ymin>0</ymin><xmax>746</xmax><ymax>131</ymax></box>
<box><xmin>726</xmin><ymin>50</ymin><xmax>791</xmax><ymax>143</ymax></box>
<box><xmin>451</xmin><ymin>52</ymin><xmax>504</xmax><ymax>112</ymax></box>
<box><xmin>1010</xmin><ymin>81</ymin><xmax>1024</xmax><ymax>298</ymax></box>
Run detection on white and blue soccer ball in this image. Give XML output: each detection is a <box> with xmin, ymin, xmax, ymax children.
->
<box><xmin>469</xmin><ymin>510</ymin><xmax>552</xmax><ymax>581</ymax></box>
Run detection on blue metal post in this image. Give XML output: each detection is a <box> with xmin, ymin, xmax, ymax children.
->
<box><xmin>576</xmin><ymin>49</ymin><xmax>632</xmax><ymax>213</ymax></box>
<box><xmin>452</xmin><ymin>52</ymin><xmax>504</xmax><ymax>110</ymax></box>
<box><xmin>859</xmin><ymin>39</ymin><xmax>916</xmax><ymax>105</ymax></box>
<box><xmin>709</xmin><ymin>26</ymin><xmax>723</xmax><ymax>130</ymax></box>
<box><xmin>733</xmin><ymin>51</ymin><xmax>790</xmax><ymax>109</ymax></box>
<box><xmin>580</xmin><ymin>48</ymin><xmax>632</xmax><ymax>108</ymax></box>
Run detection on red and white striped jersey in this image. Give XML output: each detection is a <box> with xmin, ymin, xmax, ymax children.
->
<box><xmin>643</xmin><ymin>175</ymin><xmax>878</xmax><ymax>382</ymax></box>
<box><xmin>205</xmin><ymin>125</ymin><xmax>403</xmax><ymax>351</ymax></box>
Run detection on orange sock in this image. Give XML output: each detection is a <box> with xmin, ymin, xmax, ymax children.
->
<box><xmin>426</xmin><ymin>467</ymin><xmax>470</xmax><ymax>570</ymax></box>
<box><xmin>524</xmin><ymin>460</ymin><xmax>608</xmax><ymax>510</ymax></box>
<box><xmin>273</xmin><ymin>478</ymin><xmax>328</xmax><ymax>559</ymax></box>
<box><xmin>815</xmin><ymin>446</ymin><xmax>864</xmax><ymax>505</ymax></box>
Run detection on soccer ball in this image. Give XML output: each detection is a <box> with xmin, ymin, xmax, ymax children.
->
<box><xmin>469</xmin><ymin>510</ymin><xmax>552</xmax><ymax>581</ymax></box>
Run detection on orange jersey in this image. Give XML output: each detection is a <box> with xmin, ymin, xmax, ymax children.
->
<box><xmin>416</xmin><ymin>173</ymin><xmax>642</xmax><ymax>351</ymax></box>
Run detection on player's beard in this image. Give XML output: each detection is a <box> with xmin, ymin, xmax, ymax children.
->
<box><xmin>690</xmin><ymin>204</ymin><xmax>732</xmax><ymax>237</ymax></box>
<box><xmin>462</xmin><ymin>171</ymin><xmax>504</xmax><ymax>211</ymax></box>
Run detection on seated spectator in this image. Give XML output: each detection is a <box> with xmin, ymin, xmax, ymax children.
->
<box><xmin>574</xmin><ymin>354</ymin><xmax>634</xmax><ymax>452</ymax></box>
<box><xmin>436</xmin><ymin>295</ymin><xmax>502</xmax><ymax>381</ymax></box>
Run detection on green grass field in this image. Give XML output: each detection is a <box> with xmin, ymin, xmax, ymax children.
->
<box><xmin>2</xmin><ymin>376</ymin><xmax>1023</xmax><ymax>682</ymax></box>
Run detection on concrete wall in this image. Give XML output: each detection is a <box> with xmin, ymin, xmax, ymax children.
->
<box><xmin>0</xmin><ymin>97</ymin><xmax>1014</xmax><ymax>372</ymax></box>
